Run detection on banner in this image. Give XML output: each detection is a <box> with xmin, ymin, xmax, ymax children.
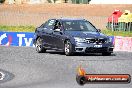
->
<box><xmin>0</xmin><ymin>32</ymin><xmax>34</xmax><ymax>47</ymax></box>
<box><xmin>0</xmin><ymin>32</ymin><xmax>132</xmax><ymax>52</ymax></box>
<box><xmin>114</xmin><ymin>36</ymin><xmax>132</xmax><ymax>52</ymax></box>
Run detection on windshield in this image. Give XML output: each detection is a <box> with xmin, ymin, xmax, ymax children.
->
<box><xmin>62</xmin><ymin>20</ymin><xmax>97</xmax><ymax>32</ymax></box>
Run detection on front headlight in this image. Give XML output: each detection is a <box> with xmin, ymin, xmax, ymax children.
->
<box><xmin>74</xmin><ymin>37</ymin><xmax>86</xmax><ymax>43</ymax></box>
<box><xmin>107</xmin><ymin>37</ymin><xmax>112</xmax><ymax>43</ymax></box>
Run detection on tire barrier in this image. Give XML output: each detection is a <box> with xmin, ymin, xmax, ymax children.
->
<box><xmin>0</xmin><ymin>32</ymin><xmax>132</xmax><ymax>52</ymax></box>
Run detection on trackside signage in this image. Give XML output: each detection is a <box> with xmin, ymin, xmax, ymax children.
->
<box><xmin>114</xmin><ymin>36</ymin><xmax>132</xmax><ymax>52</ymax></box>
<box><xmin>0</xmin><ymin>32</ymin><xmax>132</xmax><ymax>52</ymax></box>
<box><xmin>0</xmin><ymin>32</ymin><xmax>34</xmax><ymax>47</ymax></box>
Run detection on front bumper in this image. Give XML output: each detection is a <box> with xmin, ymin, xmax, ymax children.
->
<box><xmin>74</xmin><ymin>43</ymin><xmax>114</xmax><ymax>53</ymax></box>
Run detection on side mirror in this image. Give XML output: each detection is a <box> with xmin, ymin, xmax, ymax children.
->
<box><xmin>97</xmin><ymin>29</ymin><xmax>101</xmax><ymax>32</ymax></box>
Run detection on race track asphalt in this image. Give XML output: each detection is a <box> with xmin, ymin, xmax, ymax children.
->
<box><xmin>0</xmin><ymin>46</ymin><xmax>132</xmax><ymax>88</ymax></box>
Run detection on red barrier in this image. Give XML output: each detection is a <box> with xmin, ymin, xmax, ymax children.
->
<box><xmin>114</xmin><ymin>36</ymin><xmax>132</xmax><ymax>52</ymax></box>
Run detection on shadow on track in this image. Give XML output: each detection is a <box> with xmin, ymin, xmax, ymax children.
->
<box><xmin>45</xmin><ymin>50</ymin><xmax>116</xmax><ymax>56</ymax></box>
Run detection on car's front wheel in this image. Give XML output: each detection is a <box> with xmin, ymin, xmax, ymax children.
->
<box><xmin>102</xmin><ymin>52</ymin><xmax>111</xmax><ymax>56</ymax></box>
<box><xmin>36</xmin><ymin>37</ymin><xmax>46</xmax><ymax>53</ymax></box>
<box><xmin>64</xmin><ymin>40</ymin><xmax>73</xmax><ymax>56</ymax></box>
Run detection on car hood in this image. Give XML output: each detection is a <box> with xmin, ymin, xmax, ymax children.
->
<box><xmin>64</xmin><ymin>31</ymin><xmax>107</xmax><ymax>39</ymax></box>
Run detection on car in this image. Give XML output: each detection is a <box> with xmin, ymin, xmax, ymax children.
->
<box><xmin>33</xmin><ymin>18</ymin><xmax>114</xmax><ymax>56</ymax></box>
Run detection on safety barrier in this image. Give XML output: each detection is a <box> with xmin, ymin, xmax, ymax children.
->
<box><xmin>0</xmin><ymin>32</ymin><xmax>132</xmax><ymax>52</ymax></box>
<box><xmin>114</xmin><ymin>36</ymin><xmax>132</xmax><ymax>52</ymax></box>
<box><xmin>0</xmin><ymin>32</ymin><xmax>34</xmax><ymax>47</ymax></box>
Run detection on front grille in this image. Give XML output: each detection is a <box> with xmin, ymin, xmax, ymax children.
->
<box><xmin>85</xmin><ymin>47</ymin><xmax>108</xmax><ymax>53</ymax></box>
<box><xmin>85</xmin><ymin>38</ymin><xmax>106</xmax><ymax>44</ymax></box>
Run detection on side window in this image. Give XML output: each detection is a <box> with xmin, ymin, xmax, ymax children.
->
<box><xmin>40</xmin><ymin>20</ymin><xmax>56</xmax><ymax>29</ymax></box>
<box><xmin>46</xmin><ymin>20</ymin><xmax>56</xmax><ymax>29</ymax></box>
<box><xmin>39</xmin><ymin>21</ymin><xmax>48</xmax><ymax>28</ymax></box>
<box><xmin>54</xmin><ymin>20</ymin><xmax>62</xmax><ymax>30</ymax></box>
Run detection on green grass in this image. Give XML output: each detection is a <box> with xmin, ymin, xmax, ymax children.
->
<box><xmin>0</xmin><ymin>25</ymin><xmax>132</xmax><ymax>37</ymax></box>
<box><xmin>102</xmin><ymin>29</ymin><xmax>132</xmax><ymax>37</ymax></box>
<box><xmin>0</xmin><ymin>25</ymin><xmax>35</xmax><ymax>32</ymax></box>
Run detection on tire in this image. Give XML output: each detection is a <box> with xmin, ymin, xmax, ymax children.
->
<box><xmin>102</xmin><ymin>52</ymin><xmax>111</xmax><ymax>56</ymax></box>
<box><xmin>64</xmin><ymin>40</ymin><xmax>73</xmax><ymax>56</ymax></box>
<box><xmin>35</xmin><ymin>37</ymin><xmax>46</xmax><ymax>53</ymax></box>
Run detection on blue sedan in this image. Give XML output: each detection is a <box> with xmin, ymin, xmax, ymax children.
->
<box><xmin>33</xmin><ymin>18</ymin><xmax>114</xmax><ymax>56</ymax></box>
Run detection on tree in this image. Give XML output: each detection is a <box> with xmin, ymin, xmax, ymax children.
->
<box><xmin>88</xmin><ymin>0</ymin><xmax>91</xmax><ymax>4</ymax></box>
<box><xmin>0</xmin><ymin>0</ymin><xmax>5</xmax><ymax>3</ymax></box>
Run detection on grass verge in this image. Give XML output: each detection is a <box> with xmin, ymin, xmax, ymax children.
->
<box><xmin>0</xmin><ymin>25</ymin><xmax>35</xmax><ymax>32</ymax></box>
<box><xmin>0</xmin><ymin>25</ymin><xmax>132</xmax><ymax>37</ymax></box>
<box><xmin>102</xmin><ymin>29</ymin><xmax>132</xmax><ymax>37</ymax></box>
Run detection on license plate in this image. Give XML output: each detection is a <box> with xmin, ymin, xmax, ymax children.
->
<box><xmin>94</xmin><ymin>45</ymin><xmax>102</xmax><ymax>48</ymax></box>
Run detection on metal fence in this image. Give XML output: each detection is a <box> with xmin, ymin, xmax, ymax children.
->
<box><xmin>106</xmin><ymin>18</ymin><xmax>132</xmax><ymax>32</ymax></box>
<box><xmin>107</xmin><ymin>22</ymin><xmax>132</xmax><ymax>32</ymax></box>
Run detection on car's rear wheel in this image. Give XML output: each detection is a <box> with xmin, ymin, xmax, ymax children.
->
<box><xmin>64</xmin><ymin>40</ymin><xmax>73</xmax><ymax>56</ymax></box>
<box><xmin>36</xmin><ymin>37</ymin><xmax>46</xmax><ymax>53</ymax></box>
<box><xmin>102</xmin><ymin>52</ymin><xmax>111</xmax><ymax>56</ymax></box>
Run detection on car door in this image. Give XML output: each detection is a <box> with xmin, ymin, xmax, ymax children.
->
<box><xmin>37</xmin><ymin>21</ymin><xmax>49</xmax><ymax>47</ymax></box>
<box><xmin>52</xmin><ymin>20</ymin><xmax>65</xmax><ymax>50</ymax></box>
<box><xmin>40</xmin><ymin>19</ymin><xmax>56</xmax><ymax>48</ymax></box>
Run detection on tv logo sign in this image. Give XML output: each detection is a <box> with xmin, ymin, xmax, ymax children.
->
<box><xmin>17</xmin><ymin>34</ymin><xmax>33</xmax><ymax>46</ymax></box>
<box><xmin>0</xmin><ymin>32</ymin><xmax>34</xmax><ymax>47</ymax></box>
